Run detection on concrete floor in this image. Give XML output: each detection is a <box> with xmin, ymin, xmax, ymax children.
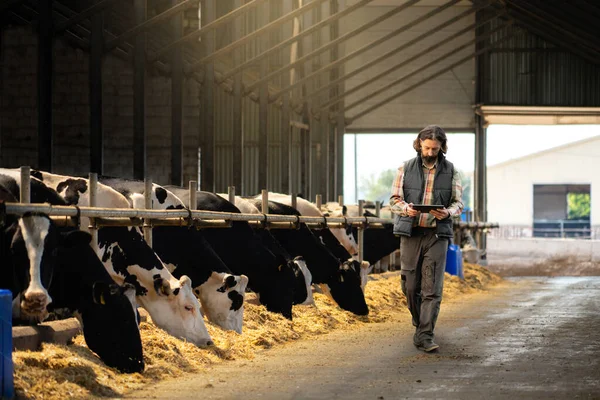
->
<box><xmin>120</xmin><ymin>277</ymin><xmax>600</xmax><ymax>400</ymax></box>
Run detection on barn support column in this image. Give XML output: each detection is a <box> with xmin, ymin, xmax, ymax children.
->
<box><xmin>280</xmin><ymin>0</ymin><xmax>293</xmax><ymax>194</ymax></box>
<box><xmin>474</xmin><ymin>1</ymin><xmax>488</xmax><ymax>254</ymax></box>
<box><xmin>133</xmin><ymin>0</ymin><xmax>146</xmax><ymax>180</ymax></box>
<box><xmin>170</xmin><ymin>0</ymin><xmax>183</xmax><ymax>186</ymax></box>
<box><xmin>328</xmin><ymin>0</ymin><xmax>341</xmax><ymax>202</ymax></box>
<box><xmin>474</xmin><ymin>115</ymin><xmax>487</xmax><ymax>251</ymax></box>
<box><xmin>38</xmin><ymin>0</ymin><xmax>54</xmax><ymax>172</ymax></box>
<box><xmin>232</xmin><ymin>0</ymin><xmax>244</xmax><ymax>194</ymax></box>
<box><xmin>257</xmin><ymin>1</ymin><xmax>269</xmax><ymax>192</ymax></box>
<box><xmin>199</xmin><ymin>0</ymin><xmax>215</xmax><ymax>191</ymax></box>
<box><xmin>90</xmin><ymin>1</ymin><xmax>104</xmax><ymax>175</ymax></box>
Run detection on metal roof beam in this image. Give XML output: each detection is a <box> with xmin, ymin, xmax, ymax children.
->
<box><xmin>506</xmin><ymin>0</ymin><xmax>600</xmax><ymax>55</ymax></box>
<box><xmin>216</xmin><ymin>0</ymin><xmax>374</xmax><ymax>85</ymax></box>
<box><xmin>148</xmin><ymin>0</ymin><xmax>268</xmax><ymax>62</ymax></box>
<box><xmin>319</xmin><ymin>11</ymin><xmax>504</xmax><ymax>113</ymax></box>
<box><xmin>507</xmin><ymin>11</ymin><xmax>600</xmax><ymax>65</ymax></box>
<box><xmin>189</xmin><ymin>0</ymin><xmax>329</xmax><ymax>71</ymax></box>
<box><xmin>243</xmin><ymin>0</ymin><xmax>421</xmax><ymax>95</ymax></box>
<box><xmin>54</xmin><ymin>0</ymin><xmax>120</xmax><ymax>33</ymax></box>
<box><xmin>104</xmin><ymin>0</ymin><xmax>196</xmax><ymax>53</ymax></box>
<box><xmin>283</xmin><ymin>0</ymin><xmax>492</xmax><ymax>108</ymax></box>
<box><xmin>344</xmin><ymin>23</ymin><xmax>516</xmax><ymax>125</ymax></box>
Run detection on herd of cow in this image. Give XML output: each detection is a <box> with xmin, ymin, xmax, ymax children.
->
<box><xmin>0</xmin><ymin>168</ymin><xmax>399</xmax><ymax>374</ymax></box>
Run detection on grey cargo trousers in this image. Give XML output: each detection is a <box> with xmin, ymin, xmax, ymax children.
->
<box><xmin>399</xmin><ymin>229</ymin><xmax>449</xmax><ymax>344</ymax></box>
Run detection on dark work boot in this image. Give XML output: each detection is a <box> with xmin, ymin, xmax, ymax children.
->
<box><xmin>416</xmin><ymin>339</ymin><xmax>439</xmax><ymax>352</ymax></box>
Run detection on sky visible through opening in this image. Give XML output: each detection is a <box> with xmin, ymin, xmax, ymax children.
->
<box><xmin>343</xmin><ymin>124</ymin><xmax>600</xmax><ymax>205</ymax></box>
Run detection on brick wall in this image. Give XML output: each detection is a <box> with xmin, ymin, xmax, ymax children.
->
<box><xmin>0</xmin><ymin>25</ymin><xmax>201</xmax><ymax>186</ymax></box>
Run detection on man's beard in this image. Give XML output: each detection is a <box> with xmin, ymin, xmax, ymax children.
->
<box><xmin>422</xmin><ymin>154</ymin><xmax>437</xmax><ymax>164</ymax></box>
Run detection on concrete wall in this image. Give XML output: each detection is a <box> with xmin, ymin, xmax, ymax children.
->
<box><xmin>488</xmin><ymin>237</ymin><xmax>600</xmax><ymax>263</ymax></box>
<box><xmin>0</xmin><ymin>26</ymin><xmax>201</xmax><ymax>185</ymax></box>
<box><xmin>487</xmin><ymin>136</ymin><xmax>600</xmax><ymax>226</ymax></box>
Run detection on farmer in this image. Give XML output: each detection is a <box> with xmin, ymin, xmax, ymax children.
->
<box><xmin>389</xmin><ymin>125</ymin><xmax>464</xmax><ymax>352</ymax></box>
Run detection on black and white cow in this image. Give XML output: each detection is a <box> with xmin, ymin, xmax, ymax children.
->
<box><xmin>0</xmin><ymin>172</ymin><xmax>144</xmax><ymax>373</ymax></box>
<box><xmin>262</xmin><ymin>194</ymin><xmax>372</xmax><ymax>291</ymax></box>
<box><xmin>98</xmin><ymin>179</ymin><xmax>249</xmax><ymax>333</ymax></box>
<box><xmin>192</xmin><ymin>191</ymin><xmax>302</xmax><ymax>320</ymax></box>
<box><xmin>248</xmin><ymin>199</ymin><xmax>369</xmax><ymax>316</ymax></box>
<box><xmin>24</xmin><ymin>170</ymin><xmax>213</xmax><ymax>347</ymax></box>
<box><xmin>265</xmin><ymin>193</ymin><xmax>359</xmax><ymax>256</ymax></box>
<box><xmin>220</xmin><ymin>195</ymin><xmax>313</xmax><ymax>306</ymax></box>
<box><xmin>326</xmin><ymin>203</ymin><xmax>399</xmax><ymax>267</ymax></box>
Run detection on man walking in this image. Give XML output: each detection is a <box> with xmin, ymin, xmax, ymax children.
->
<box><xmin>389</xmin><ymin>125</ymin><xmax>464</xmax><ymax>352</ymax></box>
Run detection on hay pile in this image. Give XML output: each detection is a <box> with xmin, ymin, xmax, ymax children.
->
<box><xmin>13</xmin><ymin>263</ymin><xmax>500</xmax><ymax>400</ymax></box>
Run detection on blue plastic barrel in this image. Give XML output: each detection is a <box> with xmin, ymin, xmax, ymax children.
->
<box><xmin>0</xmin><ymin>289</ymin><xmax>14</xmax><ymax>400</ymax></box>
<box><xmin>445</xmin><ymin>244</ymin><xmax>464</xmax><ymax>279</ymax></box>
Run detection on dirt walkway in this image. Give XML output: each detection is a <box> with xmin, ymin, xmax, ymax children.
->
<box><xmin>118</xmin><ymin>277</ymin><xmax>600</xmax><ymax>400</ymax></box>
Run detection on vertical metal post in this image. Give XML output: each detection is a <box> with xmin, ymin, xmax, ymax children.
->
<box><xmin>88</xmin><ymin>173</ymin><xmax>98</xmax><ymax>252</ymax></box>
<box><xmin>171</xmin><ymin>0</ymin><xmax>184</xmax><ymax>186</ymax></box>
<box><xmin>300</xmin><ymin>128</ymin><xmax>308</xmax><ymax>197</ymax></box>
<box><xmin>328</xmin><ymin>0</ymin><xmax>340</xmax><ymax>201</ymax></box>
<box><xmin>258</xmin><ymin>1</ymin><xmax>269</xmax><ymax>192</ymax></box>
<box><xmin>19</xmin><ymin>166</ymin><xmax>30</xmax><ymax>204</ymax></box>
<box><xmin>189</xmin><ymin>180</ymin><xmax>197</xmax><ymax>210</ymax></box>
<box><xmin>90</xmin><ymin>1</ymin><xmax>104</xmax><ymax>174</ymax></box>
<box><xmin>375</xmin><ymin>200</ymin><xmax>383</xmax><ymax>272</ymax></box>
<box><xmin>281</xmin><ymin>98</ymin><xmax>291</xmax><ymax>194</ymax></box>
<box><xmin>338</xmin><ymin>194</ymin><xmax>343</xmax><ymax>207</ymax></box>
<box><xmin>133</xmin><ymin>0</ymin><xmax>147</xmax><ymax>180</ymax></box>
<box><xmin>232</xmin><ymin>0</ymin><xmax>243</xmax><ymax>194</ymax></box>
<box><xmin>144</xmin><ymin>177</ymin><xmax>153</xmax><ymax>247</ymax></box>
<box><xmin>261</xmin><ymin>189</ymin><xmax>269</xmax><ymax>214</ymax></box>
<box><xmin>200</xmin><ymin>0</ymin><xmax>215</xmax><ymax>192</ymax></box>
<box><xmin>315</xmin><ymin>193</ymin><xmax>322</xmax><ymax>210</ymax></box>
<box><xmin>228</xmin><ymin>186</ymin><xmax>235</xmax><ymax>205</ymax></box>
<box><xmin>291</xmin><ymin>192</ymin><xmax>297</xmax><ymax>210</ymax></box>
<box><xmin>38</xmin><ymin>0</ymin><xmax>53</xmax><ymax>172</ymax></box>
<box><xmin>320</xmin><ymin>114</ymin><xmax>329</xmax><ymax>201</ymax></box>
<box><xmin>474</xmin><ymin>2</ymin><xmax>488</xmax><ymax>254</ymax></box>
<box><xmin>281</xmin><ymin>0</ymin><xmax>293</xmax><ymax>195</ymax></box>
<box><xmin>358</xmin><ymin>199</ymin><xmax>364</xmax><ymax>263</ymax></box>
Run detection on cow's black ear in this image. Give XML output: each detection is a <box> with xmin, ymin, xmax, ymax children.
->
<box><xmin>61</xmin><ymin>230</ymin><xmax>92</xmax><ymax>248</ymax></box>
<box><xmin>92</xmin><ymin>281</ymin><xmax>109</xmax><ymax>305</ymax></box>
<box><xmin>153</xmin><ymin>276</ymin><xmax>172</xmax><ymax>296</ymax></box>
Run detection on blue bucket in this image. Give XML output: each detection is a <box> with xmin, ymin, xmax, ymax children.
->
<box><xmin>446</xmin><ymin>244</ymin><xmax>464</xmax><ymax>279</ymax></box>
<box><xmin>0</xmin><ymin>289</ymin><xmax>14</xmax><ymax>399</ymax></box>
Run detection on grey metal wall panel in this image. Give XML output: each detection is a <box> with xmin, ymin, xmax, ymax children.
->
<box><xmin>486</xmin><ymin>22</ymin><xmax>600</xmax><ymax>107</ymax></box>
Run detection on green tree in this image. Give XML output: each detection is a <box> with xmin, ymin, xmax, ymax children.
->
<box><xmin>567</xmin><ymin>193</ymin><xmax>590</xmax><ymax>220</ymax></box>
<box><xmin>358</xmin><ymin>169</ymin><xmax>397</xmax><ymax>203</ymax></box>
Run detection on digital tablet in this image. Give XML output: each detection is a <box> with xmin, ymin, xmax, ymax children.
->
<box><xmin>411</xmin><ymin>204</ymin><xmax>444</xmax><ymax>213</ymax></box>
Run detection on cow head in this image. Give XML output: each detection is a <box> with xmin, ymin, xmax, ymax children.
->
<box><xmin>327</xmin><ymin>260</ymin><xmax>369</xmax><ymax>316</ymax></box>
<box><xmin>8</xmin><ymin>213</ymin><xmax>57</xmax><ymax>323</ymax></box>
<box><xmin>257</xmin><ymin>258</ymin><xmax>296</xmax><ymax>320</ymax></box>
<box><xmin>323</xmin><ymin>206</ymin><xmax>359</xmax><ymax>256</ymax></box>
<box><xmin>144</xmin><ymin>273</ymin><xmax>213</xmax><ymax>346</ymax></box>
<box><xmin>195</xmin><ymin>272</ymin><xmax>248</xmax><ymax>334</ymax></box>
<box><xmin>52</xmin><ymin>228</ymin><xmax>144</xmax><ymax>373</ymax></box>
<box><xmin>82</xmin><ymin>281</ymin><xmax>144</xmax><ymax>373</ymax></box>
<box><xmin>98</xmin><ymin>227</ymin><xmax>213</xmax><ymax>347</ymax></box>
<box><xmin>292</xmin><ymin>256</ymin><xmax>313</xmax><ymax>305</ymax></box>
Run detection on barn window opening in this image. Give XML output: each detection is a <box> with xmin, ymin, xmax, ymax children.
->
<box><xmin>533</xmin><ymin>184</ymin><xmax>591</xmax><ymax>238</ymax></box>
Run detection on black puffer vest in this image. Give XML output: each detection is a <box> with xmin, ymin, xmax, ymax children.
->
<box><xmin>393</xmin><ymin>154</ymin><xmax>455</xmax><ymax>238</ymax></box>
